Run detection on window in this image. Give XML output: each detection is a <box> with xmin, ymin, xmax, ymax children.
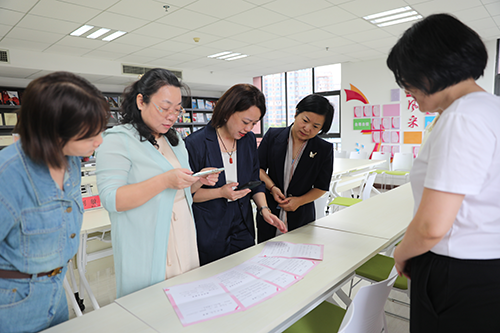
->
<box><xmin>262</xmin><ymin>73</ymin><xmax>286</xmax><ymax>132</ymax></box>
<box><xmin>286</xmin><ymin>68</ymin><xmax>312</xmax><ymax>125</ymax></box>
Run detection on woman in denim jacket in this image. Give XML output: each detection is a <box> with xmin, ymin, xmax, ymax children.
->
<box><xmin>0</xmin><ymin>72</ymin><xmax>108</xmax><ymax>332</ymax></box>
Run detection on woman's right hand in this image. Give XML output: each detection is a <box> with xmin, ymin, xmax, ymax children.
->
<box><xmin>270</xmin><ymin>186</ymin><xmax>287</xmax><ymax>204</ymax></box>
<box><xmin>163</xmin><ymin>168</ymin><xmax>199</xmax><ymax>190</ymax></box>
<box><xmin>220</xmin><ymin>182</ymin><xmax>251</xmax><ymax>201</ymax></box>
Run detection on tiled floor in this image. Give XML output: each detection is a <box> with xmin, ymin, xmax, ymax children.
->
<box><xmin>64</xmin><ymin>184</ymin><xmax>410</xmax><ymax>332</ymax></box>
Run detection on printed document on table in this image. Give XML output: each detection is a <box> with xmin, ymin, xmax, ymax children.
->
<box><xmin>259</xmin><ymin>241</ymin><xmax>324</xmax><ymax>260</ymax></box>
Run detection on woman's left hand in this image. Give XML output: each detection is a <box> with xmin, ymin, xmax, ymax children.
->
<box><xmin>278</xmin><ymin>196</ymin><xmax>302</xmax><ymax>212</ymax></box>
<box><xmin>394</xmin><ymin>246</ymin><xmax>411</xmax><ymax>279</ymax></box>
<box><xmin>262</xmin><ymin>209</ymin><xmax>287</xmax><ymax>234</ymax></box>
<box><xmin>196</xmin><ymin>168</ymin><xmax>220</xmax><ymax>186</ymax></box>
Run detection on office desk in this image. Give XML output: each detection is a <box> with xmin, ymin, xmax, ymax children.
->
<box><xmin>114</xmin><ymin>225</ymin><xmax>388</xmax><ymax>333</ymax></box>
<box><xmin>314</xmin><ymin>183</ymin><xmax>413</xmax><ymax>245</ymax></box>
<box><xmin>42</xmin><ymin>303</ymin><xmax>155</xmax><ymax>333</ymax></box>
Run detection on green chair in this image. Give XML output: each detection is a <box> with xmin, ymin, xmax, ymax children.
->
<box><xmin>350</xmin><ymin>254</ymin><xmax>410</xmax><ymax>321</ymax></box>
<box><xmin>329</xmin><ymin>171</ymin><xmax>377</xmax><ymax>210</ymax></box>
<box><xmin>285</xmin><ymin>272</ymin><xmax>398</xmax><ymax>333</ymax></box>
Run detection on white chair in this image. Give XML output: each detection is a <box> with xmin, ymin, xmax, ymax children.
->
<box><xmin>329</xmin><ymin>171</ymin><xmax>377</xmax><ymax>210</ymax></box>
<box><xmin>386</xmin><ymin>152</ymin><xmax>413</xmax><ymax>186</ymax></box>
<box><xmin>284</xmin><ymin>271</ymin><xmax>398</xmax><ymax>333</ymax></box>
<box><xmin>334</xmin><ymin>150</ymin><xmax>347</xmax><ymax>158</ymax></box>
<box><xmin>314</xmin><ymin>192</ymin><xmax>330</xmax><ymax>219</ymax></box>
<box><xmin>349</xmin><ymin>151</ymin><xmax>368</xmax><ymax>159</ymax></box>
<box><xmin>371</xmin><ymin>152</ymin><xmax>391</xmax><ymax>190</ymax></box>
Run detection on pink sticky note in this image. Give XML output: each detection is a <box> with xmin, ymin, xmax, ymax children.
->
<box><xmin>383</xmin><ymin>104</ymin><xmax>400</xmax><ymax>117</ymax></box>
<box><xmin>413</xmin><ymin>146</ymin><xmax>420</xmax><ymax>158</ymax></box>
<box><xmin>392</xmin><ymin>117</ymin><xmax>400</xmax><ymax>129</ymax></box>
<box><xmin>372</xmin><ymin>131</ymin><xmax>380</xmax><ymax>143</ymax></box>
<box><xmin>382</xmin><ymin>131</ymin><xmax>391</xmax><ymax>143</ymax></box>
<box><xmin>371</xmin><ymin>118</ymin><xmax>381</xmax><ymax>130</ymax></box>
<box><xmin>372</xmin><ymin>105</ymin><xmax>381</xmax><ymax>117</ymax></box>
<box><xmin>381</xmin><ymin>117</ymin><xmax>391</xmax><ymax>129</ymax></box>
<box><xmin>354</xmin><ymin>106</ymin><xmax>362</xmax><ymax>118</ymax></box>
<box><xmin>391</xmin><ymin>131</ymin><xmax>400</xmax><ymax>143</ymax></box>
<box><xmin>391</xmin><ymin>145</ymin><xmax>400</xmax><ymax>154</ymax></box>
<box><xmin>382</xmin><ymin>145</ymin><xmax>391</xmax><ymax>155</ymax></box>
<box><xmin>363</xmin><ymin>105</ymin><xmax>372</xmax><ymax>117</ymax></box>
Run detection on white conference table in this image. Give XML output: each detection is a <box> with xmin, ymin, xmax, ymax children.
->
<box><xmin>42</xmin><ymin>303</ymin><xmax>155</xmax><ymax>333</ymax></box>
<box><xmin>114</xmin><ymin>225</ymin><xmax>389</xmax><ymax>333</ymax></box>
<box><xmin>314</xmin><ymin>183</ymin><xmax>413</xmax><ymax>246</ymax></box>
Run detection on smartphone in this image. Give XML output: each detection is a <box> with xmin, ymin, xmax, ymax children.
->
<box><xmin>235</xmin><ymin>180</ymin><xmax>262</xmax><ymax>191</ymax></box>
<box><xmin>192</xmin><ymin>167</ymin><xmax>225</xmax><ymax>177</ymax></box>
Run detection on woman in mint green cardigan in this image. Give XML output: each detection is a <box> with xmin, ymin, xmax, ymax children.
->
<box><xmin>96</xmin><ymin>69</ymin><xmax>218</xmax><ymax>298</ymax></box>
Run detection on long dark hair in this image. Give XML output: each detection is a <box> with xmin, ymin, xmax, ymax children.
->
<box><xmin>120</xmin><ymin>68</ymin><xmax>188</xmax><ymax>147</ymax></box>
<box><xmin>16</xmin><ymin>71</ymin><xmax>109</xmax><ymax>168</ymax></box>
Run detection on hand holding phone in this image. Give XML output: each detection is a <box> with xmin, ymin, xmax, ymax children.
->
<box><xmin>235</xmin><ymin>180</ymin><xmax>262</xmax><ymax>191</ymax></box>
<box><xmin>192</xmin><ymin>167</ymin><xmax>225</xmax><ymax>177</ymax></box>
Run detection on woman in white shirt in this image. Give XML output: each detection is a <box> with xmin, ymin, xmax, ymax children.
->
<box><xmin>387</xmin><ymin>14</ymin><xmax>500</xmax><ymax>332</ymax></box>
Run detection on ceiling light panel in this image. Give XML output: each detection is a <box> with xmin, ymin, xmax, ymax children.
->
<box><xmin>70</xmin><ymin>25</ymin><xmax>94</xmax><ymax>36</ymax></box>
<box><xmin>207</xmin><ymin>51</ymin><xmax>248</xmax><ymax>61</ymax></box>
<box><xmin>363</xmin><ymin>6</ymin><xmax>422</xmax><ymax>27</ymax></box>
<box><xmin>69</xmin><ymin>25</ymin><xmax>127</xmax><ymax>42</ymax></box>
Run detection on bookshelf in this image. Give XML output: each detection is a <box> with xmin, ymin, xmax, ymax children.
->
<box><xmin>175</xmin><ymin>96</ymin><xmax>218</xmax><ymax>139</ymax></box>
<box><xmin>0</xmin><ymin>88</ymin><xmax>22</xmax><ymax>150</ymax></box>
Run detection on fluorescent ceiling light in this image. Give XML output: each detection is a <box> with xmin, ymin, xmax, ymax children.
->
<box><xmin>208</xmin><ymin>51</ymin><xmax>232</xmax><ymax>58</ymax></box>
<box><xmin>370</xmin><ymin>11</ymin><xmax>418</xmax><ymax>24</ymax></box>
<box><xmin>363</xmin><ymin>6</ymin><xmax>422</xmax><ymax>28</ymax></box>
<box><xmin>217</xmin><ymin>53</ymin><xmax>241</xmax><ymax>60</ymax></box>
<box><xmin>363</xmin><ymin>6</ymin><xmax>412</xmax><ymax>20</ymax></box>
<box><xmin>377</xmin><ymin>15</ymin><xmax>422</xmax><ymax>27</ymax></box>
<box><xmin>87</xmin><ymin>28</ymin><xmax>110</xmax><ymax>39</ymax></box>
<box><xmin>102</xmin><ymin>31</ymin><xmax>127</xmax><ymax>41</ymax></box>
<box><xmin>225</xmin><ymin>54</ymin><xmax>248</xmax><ymax>61</ymax></box>
<box><xmin>70</xmin><ymin>25</ymin><xmax>94</xmax><ymax>36</ymax></box>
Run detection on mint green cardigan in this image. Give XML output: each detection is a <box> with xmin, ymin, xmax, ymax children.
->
<box><xmin>96</xmin><ymin>124</ymin><xmax>194</xmax><ymax>298</ymax></box>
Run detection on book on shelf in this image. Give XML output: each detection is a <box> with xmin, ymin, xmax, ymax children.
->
<box><xmin>205</xmin><ymin>100</ymin><xmax>214</xmax><ymax>110</ymax></box>
<box><xmin>175</xmin><ymin>127</ymin><xmax>191</xmax><ymax>139</ymax></box>
<box><xmin>111</xmin><ymin>96</ymin><xmax>120</xmax><ymax>108</ymax></box>
<box><xmin>1</xmin><ymin>91</ymin><xmax>20</xmax><ymax>106</ymax></box>
<box><xmin>182</xmin><ymin>113</ymin><xmax>191</xmax><ymax>123</ymax></box>
<box><xmin>4</xmin><ymin>113</ymin><xmax>17</xmax><ymax>126</ymax></box>
<box><xmin>196</xmin><ymin>99</ymin><xmax>205</xmax><ymax>109</ymax></box>
<box><xmin>205</xmin><ymin>113</ymin><xmax>213</xmax><ymax>122</ymax></box>
<box><xmin>191</xmin><ymin>99</ymin><xmax>198</xmax><ymax>109</ymax></box>
<box><xmin>192</xmin><ymin>112</ymin><xmax>205</xmax><ymax>123</ymax></box>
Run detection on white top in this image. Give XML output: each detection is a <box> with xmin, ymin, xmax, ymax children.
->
<box><xmin>411</xmin><ymin>92</ymin><xmax>500</xmax><ymax>259</ymax></box>
<box><xmin>221</xmin><ymin>149</ymin><xmax>237</xmax><ymax>184</ymax></box>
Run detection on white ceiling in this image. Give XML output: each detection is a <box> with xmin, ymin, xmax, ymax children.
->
<box><xmin>0</xmin><ymin>0</ymin><xmax>499</xmax><ymax>94</ymax></box>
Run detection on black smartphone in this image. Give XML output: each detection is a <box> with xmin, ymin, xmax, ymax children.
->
<box><xmin>235</xmin><ymin>180</ymin><xmax>262</xmax><ymax>191</ymax></box>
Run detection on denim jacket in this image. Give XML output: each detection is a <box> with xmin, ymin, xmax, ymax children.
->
<box><xmin>0</xmin><ymin>141</ymin><xmax>83</xmax><ymax>274</ymax></box>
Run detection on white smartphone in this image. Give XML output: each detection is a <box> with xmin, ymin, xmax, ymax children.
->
<box><xmin>192</xmin><ymin>167</ymin><xmax>225</xmax><ymax>177</ymax></box>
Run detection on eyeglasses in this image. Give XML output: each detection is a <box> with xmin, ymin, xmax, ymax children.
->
<box><xmin>152</xmin><ymin>101</ymin><xmax>185</xmax><ymax>118</ymax></box>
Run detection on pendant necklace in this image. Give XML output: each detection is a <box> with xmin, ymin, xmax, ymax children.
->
<box><xmin>216</xmin><ymin>129</ymin><xmax>236</xmax><ymax>164</ymax></box>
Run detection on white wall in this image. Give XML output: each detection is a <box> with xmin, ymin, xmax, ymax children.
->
<box><xmin>340</xmin><ymin>39</ymin><xmax>497</xmax><ymax>156</ymax></box>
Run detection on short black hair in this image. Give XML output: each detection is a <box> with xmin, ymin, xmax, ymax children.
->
<box><xmin>16</xmin><ymin>71</ymin><xmax>109</xmax><ymax>168</ymax></box>
<box><xmin>295</xmin><ymin>94</ymin><xmax>334</xmax><ymax>134</ymax></box>
<box><xmin>121</xmin><ymin>68</ymin><xmax>188</xmax><ymax>147</ymax></box>
<box><xmin>211</xmin><ymin>84</ymin><xmax>266</xmax><ymax>129</ymax></box>
<box><xmin>387</xmin><ymin>13</ymin><xmax>487</xmax><ymax>94</ymax></box>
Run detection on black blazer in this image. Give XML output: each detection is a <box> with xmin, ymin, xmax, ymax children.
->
<box><xmin>257</xmin><ymin>126</ymin><xmax>333</xmax><ymax>242</ymax></box>
<box><xmin>185</xmin><ymin>122</ymin><xmax>264</xmax><ymax>259</ymax></box>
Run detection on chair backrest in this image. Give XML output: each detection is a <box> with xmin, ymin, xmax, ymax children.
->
<box><xmin>371</xmin><ymin>152</ymin><xmax>390</xmax><ymax>170</ymax></box>
<box><xmin>314</xmin><ymin>193</ymin><xmax>330</xmax><ymax>219</ymax></box>
<box><xmin>334</xmin><ymin>150</ymin><xmax>347</xmax><ymax>159</ymax></box>
<box><xmin>392</xmin><ymin>152</ymin><xmax>413</xmax><ymax>171</ymax></box>
<box><xmin>349</xmin><ymin>151</ymin><xmax>368</xmax><ymax>159</ymax></box>
<box><xmin>360</xmin><ymin>172</ymin><xmax>377</xmax><ymax>200</ymax></box>
<box><xmin>338</xmin><ymin>272</ymin><xmax>398</xmax><ymax>333</ymax></box>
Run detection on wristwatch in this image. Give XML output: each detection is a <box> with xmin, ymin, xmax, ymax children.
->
<box><xmin>258</xmin><ymin>206</ymin><xmax>271</xmax><ymax>216</ymax></box>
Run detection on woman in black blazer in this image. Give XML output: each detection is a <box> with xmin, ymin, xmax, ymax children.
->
<box><xmin>257</xmin><ymin>94</ymin><xmax>334</xmax><ymax>242</ymax></box>
<box><xmin>186</xmin><ymin>84</ymin><xmax>286</xmax><ymax>265</ymax></box>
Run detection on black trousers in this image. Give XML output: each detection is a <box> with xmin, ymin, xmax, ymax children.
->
<box><xmin>198</xmin><ymin>200</ymin><xmax>254</xmax><ymax>266</ymax></box>
<box><xmin>410</xmin><ymin>251</ymin><xmax>500</xmax><ymax>333</ymax></box>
